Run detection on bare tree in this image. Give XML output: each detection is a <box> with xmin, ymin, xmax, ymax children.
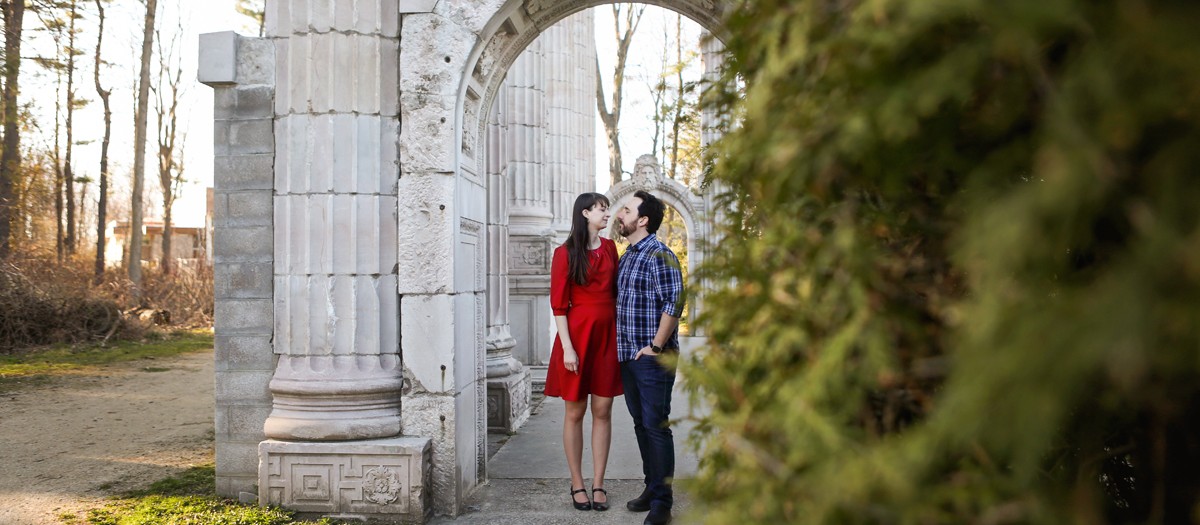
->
<box><xmin>62</xmin><ymin>0</ymin><xmax>82</xmax><ymax>255</ymax></box>
<box><xmin>0</xmin><ymin>0</ymin><xmax>26</xmax><ymax>260</ymax></box>
<box><xmin>652</xmin><ymin>14</ymin><xmax>701</xmax><ymax>187</ymax></box>
<box><xmin>128</xmin><ymin>0</ymin><xmax>156</xmax><ymax>296</ymax></box>
<box><xmin>153</xmin><ymin>21</ymin><xmax>183</xmax><ymax>275</ymax></box>
<box><xmin>595</xmin><ymin>3</ymin><xmax>644</xmax><ymax>187</ymax></box>
<box><xmin>46</xmin><ymin>34</ymin><xmax>64</xmax><ymax>260</ymax></box>
<box><xmin>647</xmin><ymin>13</ymin><xmax>670</xmax><ymax>159</ymax></box>
<box><xmin>92</xmin><ymin>0</ymin><xmax>111</xmax><ymax>281</ymax></box>
<box><xmin>31</xmin><ymin>1</ymin><xmax>82</xmax><ymax>259</ymax></box>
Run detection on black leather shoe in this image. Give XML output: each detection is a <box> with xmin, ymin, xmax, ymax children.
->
<box><xmin>591</xmin><ymin>487</ymin><xmax>609</xmax><ymax>511</ymax></box>
<box><xmin>626</xmin><ymin>487</ymin><xmax>652</xmax><ymax>512</ymax></box>
<box><xmin>644</xmin><ymin>506</ymin><xmax>672</xmax><ymax>525</ymax></box>
<box><xmin>570</xmin><ymin>487</ymin><xmax>591</xmax><ymax>511</ymax></box>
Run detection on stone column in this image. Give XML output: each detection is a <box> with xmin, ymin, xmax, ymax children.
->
<box><xmin>543</xmin><ymin>11</ymin><xmax>596</xmax><ymax>230</ymax></box>
<box><xmin>700</xmin><ymin>30</ymin><xmax>725</xmax><ymax>152</ymax></box>
<box><xmin>573</xmin><ymin>12</ymin><xmax>598</xmax><ymax>198</ymax></box>
<box><xmin>694</xmin><ymin>30</ymin><xmax>727</xmax><ymax>336</ymax></box>
<box><xmin>253</xmin><ymin>1</ymin><xmax>431</xmax><ymax>520</ymax></box>
<box><xmin>485</xmin><ymin>89</ymin><xmax>531</xmax><ymax>433</ymax></box>
<box><xmin>505</xmin><ymin>38</ymin><xmax>557</xmax><ymax>383</ymax></box>
<box><xmin>544</xmin><ymin>21</ymin><xmax>574</xmax><ymax>239</ymax></box>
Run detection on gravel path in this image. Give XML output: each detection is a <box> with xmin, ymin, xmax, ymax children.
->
<box><xmin>0</xmin><ymin>350</ymin><xmax>215</xmax><ymax>525</ymax></box>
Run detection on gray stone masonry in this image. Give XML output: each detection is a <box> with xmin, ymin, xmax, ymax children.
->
<box><xmin>201</xmin><ymin>31</ymin><xmax>277</xmax><ymax>499</ymax></box>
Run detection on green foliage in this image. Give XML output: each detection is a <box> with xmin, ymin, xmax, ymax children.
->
<box><xmin>685</xmin><ymin>0</ymin><xmax>1200</xmax><ymax>523</ymax></box>
<box><xmin>78</xmin><ymin>464</ymin><xmax>347</xmax><ymax>525</ymax></box>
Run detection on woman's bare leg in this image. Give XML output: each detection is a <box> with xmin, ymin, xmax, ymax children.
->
<box><xmin>564</xmin><ymin>399</ymin><xmax>589</xmax><ymax>504</ymax></box>
<box><xmin>589</xmin><ymin>395</ymin><xmax>614</xmax><ymax>503</ymax></box>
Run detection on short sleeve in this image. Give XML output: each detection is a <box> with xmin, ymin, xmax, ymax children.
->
<box><xmin>550</xmin><ymin>245</ymin><xmax>571</xmax><ymax>316</ymax></box>
<box><xmin>607</xmin><ymin>238</ymin><xmax>620</xmax><ymax>299</ymax></box>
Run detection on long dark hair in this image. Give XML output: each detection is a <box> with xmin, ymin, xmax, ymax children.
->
<box><xmin>566</xmin><ymin>192</ymin><xmax>610</xmax><ymax>285</ymax></box>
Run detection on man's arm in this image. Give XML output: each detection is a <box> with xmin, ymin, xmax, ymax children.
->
<box><xmin>634</xmin><ymin>248</ymin><xmax>684</xmax><ymax>359</ymax></box>
<box><xmin>634</xmin><ymin>312</ymin><xmax>679</xmax><ymax>360</ymax></box>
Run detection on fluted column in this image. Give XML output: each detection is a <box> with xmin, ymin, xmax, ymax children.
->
<box><xmin>694</xmin><ymin>30</ymin><xmax>727</xmax><ymax>337</ymax></box>
<box><xmin>700</xmin><ymin>30</ymin><xmax>725</xmax><ymax>151</ymax></box>
<box><xmin>544</xmin><ymin>21</ymin><xmax>574</xmax><ymax>239</ymax></box>
<box><xmin>485</xmin><ymin>85</ymin><xmax>530</xmax><ymax>432</ymax></box>
<box><xmin>573</xmin><ymin>12</ymin><xmax>598</xmax><ymax>197</ymax></box>
<box><xmin>505</xmin><ymin>38</ymin><xmax>557</xmax><ymax>374</ymax></box>
<box><xmin>265</xmin><ymin>0</ymin><xmax>403</xmax><ymax>442</ymax></box>
<box><xmin>507</xmin><ymin>38</ymin><xmax>551</xmax><ymax>234</ymax></box>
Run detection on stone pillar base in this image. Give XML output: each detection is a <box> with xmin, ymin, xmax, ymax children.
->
<box><xmin>259</xmin><ymin>437</ymin><xmax>432</xmax><ymax>524</ymax></box>
<box><xmin>487</xmin><ymin>369</ymin><xmax>531</xmax><ymax>432</ymax></box>
<box><xmin>528</xmin><ymin>365</ymin><xmax>548</xmax><ymax>393</ymax></box>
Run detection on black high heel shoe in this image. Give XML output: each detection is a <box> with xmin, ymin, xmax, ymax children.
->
<box><xmin>570</xmin><ymin>487</ymin><xmax>592</xmax><ymax>511</ymax></box>
<box><xmin>591</xmin><ymin>487</ymin><xmax>609</xmax><ymax>511</ymax></box>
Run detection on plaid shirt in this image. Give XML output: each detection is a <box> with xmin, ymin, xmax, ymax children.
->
<box><xmin>616</xmin><ymin>234</ymin><xmax>684</xmax><ymax>362</ymax></box>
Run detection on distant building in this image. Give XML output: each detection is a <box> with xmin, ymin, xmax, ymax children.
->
<box><xmin>104</xmin><ymin>218</ymin><xmax>208</xmax><ymax>269</ymax></box>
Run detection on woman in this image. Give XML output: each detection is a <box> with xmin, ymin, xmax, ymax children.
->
<box><xmin>544</xmin><ymin>192</ymin><xmax>623</xmax><ymax>512</ymax></box>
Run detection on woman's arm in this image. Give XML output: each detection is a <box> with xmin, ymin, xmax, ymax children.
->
<box><xmin>550</xmin><ymin>246</ymin><xmax>579</xmax><ymax>373</ymax></box>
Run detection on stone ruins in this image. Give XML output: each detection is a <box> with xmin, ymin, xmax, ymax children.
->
<box><xmin>199</xmin><ymin>0</ymin><xmax>725</xmax><ymax>522</ymax></box>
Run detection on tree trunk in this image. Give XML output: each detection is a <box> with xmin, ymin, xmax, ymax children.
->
<box><xmin>155</xmin><ymin>20</ymin><xmax>183</xmax><ymax>276</ymax></box>
<box><xmin>93</xmin><ymin>0</ymin><xmax>111</xmax><ymax>283</ymax></box>
<box><xmin>161</xmin><ymin>202</ymin><xmax>171</xmax><ymax>273</ymax></box>
<box><xmin>595</xmin><ymin>4</ymin><xmax>644</xmax><ymax>187</ymax></box>
<box><xmin>64</xmin><ymin>0</ymin><xmax>78</xmax><ymax>255</ymax></box>
<box><xmin>129</xmin><ymin>0</ymin><xmax>156</xmax><ymax>297</ymax></box>
<box><xmin>54</xmin><ymin>77</ymin><xmax>63</xmax><ymax>261</ymax></box>
<box><xmin>0</xmin><ymin>0</ymin><xmax>26</xmax><ymax>260</ymax></box>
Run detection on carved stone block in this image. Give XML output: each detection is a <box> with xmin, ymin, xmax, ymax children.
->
<box><xmin>487</xmin><ymin>368</ymin><xmax>531</xmax><ymax>432</ymax></box>
<box><xmin>508</xmin><ymin>237</ymin><xmax>553</xmax><ymax>274</ymax></box>
<box><xmin>259</xmin><ymin>438</ymin><xmax>432</xmax><ymax>523</ymax></box>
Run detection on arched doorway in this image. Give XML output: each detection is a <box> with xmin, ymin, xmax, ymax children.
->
<box><xmin>453</xmin><ymin>0</ymin><xmax>727</xmax><ymax>516</ymax></box>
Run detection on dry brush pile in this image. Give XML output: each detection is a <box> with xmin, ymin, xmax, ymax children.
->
<box><xmin>0</xmin><ymin>250</ymin><xmax>213</xmax><ymax>353</ymax></box>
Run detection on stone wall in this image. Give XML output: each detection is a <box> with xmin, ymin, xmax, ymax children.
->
<box><xmin>199</xmin><ymin>31</ymin><xmax>277</xmax><ymax>499</ymax></box>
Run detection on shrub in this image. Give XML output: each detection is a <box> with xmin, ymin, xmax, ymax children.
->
<box><xmin>686</xmin><ymin>0</ymin><xmax>1200</xmax><ymax>523</ymax></box>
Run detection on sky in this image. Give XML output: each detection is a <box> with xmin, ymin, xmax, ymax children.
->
<box><xmin>590</xmin><ymin>5</ymin><xmax>705</xmax><ymax>193</ymax></box>
<box><xmin>26</xmin><ymin>0</ymin><xmax>246</xmax><ymax>230</ymax></box>
<box><xmin>31</xmin><ymin>2</ymin><xmax>702</xmax><ymax>230</ymax></box>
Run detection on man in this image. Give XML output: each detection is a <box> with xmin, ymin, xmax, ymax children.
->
<box><xmin>614</xmin><ymin>190</ymin><xmax>684</xmax><ymax>525</ymax></box>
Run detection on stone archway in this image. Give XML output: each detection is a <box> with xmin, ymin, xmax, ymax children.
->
<box><xmin>449</xmin><ymin>0</ymin><xmax>726</xmax><ymax>515</ymax></box>
<box><xmin>201</xmin><ymin>1</ymin><xmax>729</xmax><ymax>522</ymax></box>
<box><xmin>605</xmin><ymin>154</ymin><xmax>709</xmax><ymax>330</ymax></box>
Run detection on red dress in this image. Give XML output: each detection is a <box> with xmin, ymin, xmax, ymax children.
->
<box><xmin>543</xmin><ymin>237</ymin><xmax>623</xmax><ymax>401</ymax></box>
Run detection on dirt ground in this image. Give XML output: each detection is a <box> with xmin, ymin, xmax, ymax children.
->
<box><xmin>0</xmin><ymin>350</ymin><xmax>215</xmax><ymax>525</ymax></box>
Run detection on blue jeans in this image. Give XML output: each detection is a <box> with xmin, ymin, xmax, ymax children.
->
<box><xmin>621</xmin><ymin>355</ymin><xmax>676</xmax><ymax>510</ymax></box>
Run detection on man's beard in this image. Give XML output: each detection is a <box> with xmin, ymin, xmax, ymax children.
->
<box><xmin>615</xmin><ymin>218</ymin><xmax>634</xmax><ymax>237</ymax></box>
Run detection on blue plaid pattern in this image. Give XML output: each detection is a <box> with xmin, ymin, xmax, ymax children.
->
<box><xmin>616</xmin><ymin>234</ymin><xmax>684</xmax><ymax>362</ymax></box>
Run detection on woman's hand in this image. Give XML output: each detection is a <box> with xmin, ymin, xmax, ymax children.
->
<box><xmin>563</xmin><ymin>348</ymin><xmax>580</xmax><ymax>374</ymax></box>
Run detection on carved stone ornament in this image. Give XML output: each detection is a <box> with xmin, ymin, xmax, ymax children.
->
<box><xmin>362</xmin><ymin>466</ymin><xmax>402</xmax><ymax>505</ymax></box>
<box><xmin>517</xmin><ymin>242</ymin><xmax>546</xmax><ymax>267</ymax></box>
<box><xmin>633</xmin><ymin>154</ymin><xmax>663</xmax><ymax>192</ymax></box>
<box><xmin>526</xmin><ymin>0</ymin><xmax>552</xmax><ymax>14</ymax></box>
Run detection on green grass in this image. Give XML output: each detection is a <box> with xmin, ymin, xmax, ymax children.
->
<box><xmin>0</xmin><ymin>330</ymin><xmax>213</xmax><ymax>387</ymax></box>
<box><xmin>71</xmin><ymin>464</ymin><xmax>349</xmax><ymax>525</ymax></box>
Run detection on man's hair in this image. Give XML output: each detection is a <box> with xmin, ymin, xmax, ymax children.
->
<box><xmin>634</xmin><ymin>190</ymin><xmax>666</xmax><ymax>234</ymax></box>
